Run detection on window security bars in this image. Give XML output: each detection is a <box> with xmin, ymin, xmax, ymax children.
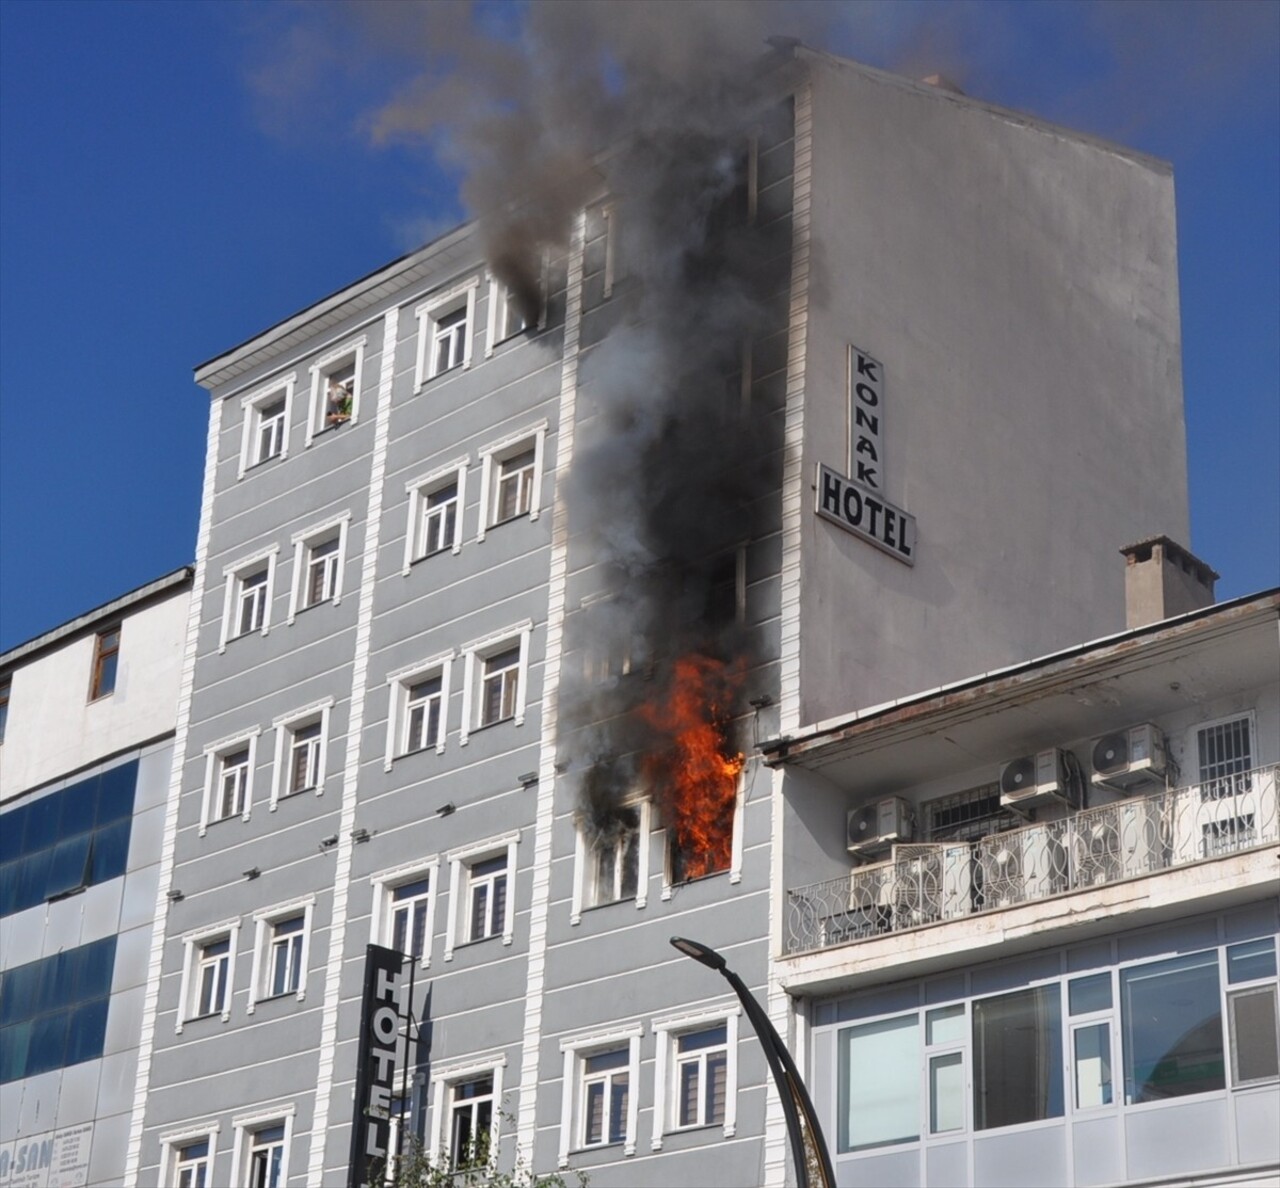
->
<box><xmin>786</xmin><ymin>763</ymin><xmax>1279</xmax><ymax>955</ymax></box>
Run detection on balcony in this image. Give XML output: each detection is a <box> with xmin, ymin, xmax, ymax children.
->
<box><xmin>785</xmin><ymin>764</ymin><xmax>1279</xmax><ymax>956</ymax></box>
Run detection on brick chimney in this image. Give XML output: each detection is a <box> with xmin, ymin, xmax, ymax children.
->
<box><xmin>1120</xmin><ymin>536</ymin><xmax>1218</xmax><ymax>629</ymax></box>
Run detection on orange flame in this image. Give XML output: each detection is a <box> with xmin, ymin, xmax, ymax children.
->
<box><xmin>640</xmin><ymin>654</ymin><xmax>743</xmax><ymax>881</ymax></box>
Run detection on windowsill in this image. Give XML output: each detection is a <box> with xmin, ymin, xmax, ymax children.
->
<box><xmin>666</xmin><ymin>1122</ymin><xmax>724</xmax><ymax>1137</ymax></box>
<box><xmin>410</xmin><ymin>545</ymin><xmax>456</xmax><ymax>566</ymax></box>
<box><xmin>315</xmin><ymin>417</ymin><xmax>352</xmax><ymax>435</ymax></box>
<box><xmin>396</xmin><ymin>744</ymin><xmax>442</xmax><ymax>761</ymax></box>
<box><xmin>295</xmin><ymin>599</ymin><xmax>335</xmax><ymax>617</ymax></box>
<box><xmin>88</xmin><ymin>690</ymin><xmax>115</xmax><ymax>703</ymax></box>
<box><xmin>47</xmin><ymin>885</ymin><xmax>88</xmax><ymax>903</ymax></box>
<box><xmin>582</xmin><ymin>896</ymin><xmax>638</xmax><ymax>915</ymax></box>
<box><xmin>487</xmin><ymin>511</ymin><xmax>530</xmax><ymax>531</ymax></box>
<box><xmin>256</xmin><ymin>990</ymin><xmax>301</xmax><ymax>1004</ymax></box>
<box><xmin>185</xmin><ymin>1011</ymin><xmax>228</xmax><ymax>1025</ymax></box>
<box><xmin>666</xmin><ymin>867</ymin><xmax>730</xmax><ymax>890</ymax></box>
<box><xmin>470</xmin><ymin>715</ymin><xmax>515</xmax><ymax>735</ymax></box>
<box><xmin>207</xmin><ymin>814</ymin><xmax>245</xmax><ymax>829</ymax></box>
<box><xmin>457</xmin><ymin>933</ymin><xmax>502</xmax><ymax>949</ymax></box>
<box><xmin>280</xmin><ymin>786</ymin><xmax>318</xmax><ymax>801</ymax></box>
<box><xmin>245</xmin><ymin>456</ymin><xmax>283</xmax><ymax>473</ymax></box>
<box><xmin>571</xmin><ymin>1140</ymin><xmax>626</xmax><ymax>1156</ymax></box>
<box><xmin>228</xmin><ymin>629</ymin><xmax>265</xmax><ymax>644</ymax></box>
<box><xmin>421</xmin><ymin>362</ymin><xmax>463</xmax><ymax>389</ymax></box>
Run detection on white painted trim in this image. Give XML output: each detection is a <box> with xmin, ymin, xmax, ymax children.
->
<box><xmin>123</xmin><ymin>394</ymin><xmax>222</xmax><ymax>1187</ymax></box>
<box><xmin>305</xmin><ymin>334</ymin><xmax>367</xmax><ymax>447</ymax></box>
<box><xmin>427</xmin><ymin>1053</ymin><xmax>507</xmax><ymax>1164</ymax></box>
<box><xmin>370</xmin><ymin>857</ymin><xmax>441</xmax><ymax>969</ymax></box>
<box><xmin>384</xmin><ymin>653</ymin><xmax>455</xmax><ymax>768</ymax></box>
<box><xmin>307</xmin><ymin>306</ymin><xmax>399</xmax><ymax>1187</ymax></box>
<box><xmin>516</xmin><ymin>211</ymin><xmax>584</xmax><ymax>1169</ymax></box>
<box><xmin>403</xmin><ymin>459</ymin><xmax>469</xmax><ymax>571</ymax></box>
<box><xmin>651</xmin><ymin>1003</ymin><xmax>741</xmax><ymax>1148</ymax></box>
<box><xmin>237</xmin><ymin>376</ymin><xmax>296</xmax><ymax>479</ymax></box>
<box><xmin>199</xmin><ymin>728</ymin><xmax>261</xmax><ymax>836</ymax></box>
<box><xmin>475</xmin><ymin>422</ymin><xmax>548</xmax><ymax>540</ymax></box>
<box><xmin>556</xmin><ymin>1023</ymin><xmax>644</xmax><ymax>1165</ymax></box>
<box><xmin>176</xmin><ymin>919</ymin><xmax>241</xmax><ymax>1033</ymax></box>
<box><xmin>218</xmin><ymin>545</ymin><xmax>280</xmax><ymax>652</ymax></box>
<box><xmin>286</xmin><ymin>512</ymin><xmax>352</xmax><ymax>623</ymax></box>
<box><xmin>229</xmin><ymin>1105</ymin><xmax>296</xmax><ymax>1188</ymax></box>
<box><xmin>158</xmin><ymin>1122</ymin><xmax>220</xmax><ymax>1188</ymax></box>
<box><xmin>246</xmin><ymin>895</ymin><xmax>316</xmax><ymax>1014</ymax></box>
<box><xmin>729</xmin><ymin>772</ymin><xmax>747</xmax><ymax>885</ymax></box>
<box><xmin>444</xmin><ymin>831</ymin><xmax>521</xmax><ymax>961</ymax></box>
<box><xmin>269</xmin><ymin>698</ymin><xmax>335</xmax><ymax>809</ymax></box>
<box><xmin>414</xmin><ymin>277</ymin><xmax>480</xmax><ymax>388</ymax></box>
<box><xmin>458</xmin><ymin>622</ymin><xmax>533</xmax><ymax>744</ymax></box>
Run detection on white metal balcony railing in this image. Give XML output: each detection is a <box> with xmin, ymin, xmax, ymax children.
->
<box><xmin>785</xmin><ymin>765</ymin><xmax>1279</xmax><ymax>956</ymax></box>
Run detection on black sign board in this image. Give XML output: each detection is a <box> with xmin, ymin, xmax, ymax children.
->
<box><xmin>816</xmin><ymin>463</ymin><xmax>917</xmax><ymax>565</ymax></box>
<box><xmin>349</xmin><ymin>944</ymin><xmax>406</xmax><ymax>1188</ymax></box>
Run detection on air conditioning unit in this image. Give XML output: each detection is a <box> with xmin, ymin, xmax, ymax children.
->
<box><xmin>1091</xmin><ymin>724</ymin><xmax>1167</xmax><ymax>794</ymax></box>
<box><xmin>888</xmin><ymin>843</ymin><xmax>972</xmax><ymax>926</ymax></box>
<box><xmin>976</xmin><ymin>825</ymin><xmax>1069</xmax><ymax>909</ymax></box>
<box><xmin>1070</xmin><ymin>799</ymin><xmax>1163</xmax><ymax>888</ymax></box>
<box><xmin>999</xmin><ymin>748</ymin><xmax>1078</xmax><ymax>811</ymax></box>
<box><xmin>847</xmin><ymin>797</ymin><xmax>915</xmax><ymax>857</ymax></box>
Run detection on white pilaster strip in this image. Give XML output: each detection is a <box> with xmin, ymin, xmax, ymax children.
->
<box><xmin>516</xmin><ymin>212</ymin><xmax>586</xmax><ymax>1168</ymax></box>
<box><xmin>767</xmin><ymin>77</ymin><xmax>814</xmax><ymax>1188</ymax></box>
<box><xmin>307</xmin><ymin>306</ymin><xmax>400</xmax><ymax>1185</ymax></box>
<box><xmin>123</xmin><ymin>396</ymin><xmax>224</xmax><ymax>1187</ymax></box>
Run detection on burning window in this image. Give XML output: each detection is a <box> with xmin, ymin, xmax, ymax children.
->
<box><xmin>705</xmin><ymin>548</ymin><xmax>746</xmax><ymax>628</ymax></box>
<box><xmin>588</xmin><ymin>809</ymin><xmax>641</xmax><ymax>908</ymax></box>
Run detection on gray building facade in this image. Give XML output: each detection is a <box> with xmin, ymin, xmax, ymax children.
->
<box><xmin>129</xmin><ymin>48</ymin><xmax>1200</xmax><ymax>1187</ymax></box>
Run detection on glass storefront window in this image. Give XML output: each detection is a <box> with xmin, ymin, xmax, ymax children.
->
<box><xmin>1121</xmin><ymin>950</ymin><xmax>1224</xmax><ymax>1104</ymax></box>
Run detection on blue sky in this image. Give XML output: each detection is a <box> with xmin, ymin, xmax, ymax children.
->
<box><xmin>1</xmin><ymin>0</ymin><xmax>1277</xmax><ymax>651</ymax></box>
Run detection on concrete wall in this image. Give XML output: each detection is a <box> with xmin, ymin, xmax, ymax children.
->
<box><xmin>797</xmin><ymin>55</ymin><xmax>1189</xmax><ymax>725</ymax></box>
<box><xmin>0</xmin><ymin>594</ymin><xmax>188</xmax><ymax>800</ymax></box>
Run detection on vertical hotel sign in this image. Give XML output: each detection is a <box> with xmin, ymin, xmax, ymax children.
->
<box><xmin>349</xmin><ymin>944</ymin><xmax>406</xmax><ymax>1188</ymax></box>
<box><xmin>816</xmin><ymin>344</ymin><xmax>917</xmax><ymax>564</ymax></box>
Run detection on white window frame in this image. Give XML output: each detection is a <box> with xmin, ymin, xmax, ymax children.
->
<box><xmin>571</xmin><ymin>800</ymin><xmax>651</xmax><ymax>924</ymax></box>
<box><xmin>651</xmin><ymin>1004</ymin><xmax>740</xmax><ymax>1149</ymax></box>
<box><xmin>176</xmin><ymin>918</ymin><xmax>241</xmax><ymax>1033</ymax></box>
<box><xmin>371</xmin><ymin>858</ymin><xmax>441</xmax><ymax>969</ymax></box>
<box><xmin>247</xmin><ymin>896</ymin><xmax>315</xmax><ymax>1014</ymax></box>
<box><xmin>485</xmin><ymin>273</ymin><xmax>532</xmax><ymax>356</ymax></box>
<box><xmin>305</xmin><ymin>336</ymin><xmax>366</xmax><ymax>445</ymax></box>
<box><xmin>403</xmin><ymin>459</ymin><xmax>468</xmax><ymax>571</ymax></box>
<box><xmin>414</xmin><ymin>279</ymin><xmax>479</xmax><ymax>388</ymax></box>
<box><xmin>558</xmin><ymin>1024</ymin><xmax>643</xmax><ymax>1165</ymax></box>
<box><xmin>269</xmin><ymin>698</ymin><xmax>334</xmax><ymax>808</ymax></box>
<box><xmin>427</xmin><ymin>1053</ymin><xmax>506</xmax><ymax>1166</ymax></box>
<box><xmin>660</xmin><ymin>774</ymin><xmax>746</xmax><ymax>900</ymax></box>
<box><xmin>287</xmin><ymin>513</ymin><xmax>351</xmax><ymax>622</ymax></box>
<box><xmin>475</xmin><ymin>424</ymin><xmax>547</xmax><ymax>541</ymax></box>
<box><xmin>458</xmin><ymin>622</ymin><xmax>532</xmax><ymax>745</ymax></box>
<box><xmin>385</xmin><ymin>652</ymin><xmax>455</xmax><ymax>769</ymax></box>
<box><xmin>238</xmin><ymin>377</ymin><xmax>295</xmax><ymax>478</ymax></box>
<box><xmin>229</xmin><ymin>1105</ymin><xmax>295</xmax><ymax>1188</ymax></box>
<box><xmin>444</xmin><ymin>832</ymin><xmax>520</xmax><ymax>962</ymax></box>
<box><xmin>160</xmin><ymin>1122</ymin><xmax>220</xmax><ymax>1188</ymax></box>
<box><xmin>199</xmin><ymin>728</ymin><xmax>262</xmax><ymax>835</ymax></box>
<box><xmin>219</xmin><ymin>546</ymin><xmax>280</xmax><ymax>651</ymax></box>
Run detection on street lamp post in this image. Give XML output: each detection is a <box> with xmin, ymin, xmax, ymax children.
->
<box><xmin>669</xmin><ymin>936</ymin><xmax>835</xmax><ymax>1188</ymax></box>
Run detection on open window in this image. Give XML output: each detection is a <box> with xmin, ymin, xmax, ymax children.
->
<box><xmin>306</xmin><ymin>337</ymin><xmax>366</xmax><ymax>443</ymax></box>
<box><xmin>90</xmin><ymin>625</ymin><xmax>121</xmax><ymax>700</ymax></box>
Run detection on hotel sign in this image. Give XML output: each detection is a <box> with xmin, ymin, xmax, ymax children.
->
<box><xmin>816</xmin><ymin>463</ymin><xmax>916</xmax><ymax>565</ymax></box>
<box><xmin>848</xmin><ymin>345</ymin><xmax>884</xmax><ymax>489</ymax></box>
<box><xmin>348</xmin><ymin>944</ymin><xmax>407</xmax><ymax>1188</ymax></box>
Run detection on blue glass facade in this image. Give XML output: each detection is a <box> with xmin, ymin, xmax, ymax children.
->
<box><xmin>0</xmin><ymin>936</ymin><xmax>117</xmax><ymax>1082</ymax></box>
<box><xmin>0</xmin><ymin>759</ymin><xmax>136</xmax><ymax>917</ymax></box>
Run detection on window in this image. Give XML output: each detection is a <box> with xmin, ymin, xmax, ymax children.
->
<box><xmin>287</xmin><ymin>514</ymin><xmax>350</xmax><ymax>622</ymax></box>
<box><xmin>580</xmin><ymin>1049</ymin><xmax>629</xmax><ymax>1147</ymax></box>
<box><xmin>466</xmin><ymin>856</ymin><xmax>507</xmax><ymax>943</ymax></box>
<box><xmin>973</xmin><ymin>985</ymin><xmax>1063</xmax><ymax>1128</ymax></box>
<box><xmin>371</xmin><ymin>860</ymin><xmax>440</xmax><ymax>968</ymax></box>
<box><xmin>172</xmin><ymin>1137</ymin><xmax>214</xmax><ymax>1188</ymax></box>
<box><xmin>248</xmin><ymin>899</ymin><xmax>314</xmax><ymax>1011</ymax></box>
<box><xmin>651</xmin><ymin>1010</ymin><xmax>739</xmax><ymax>1148</ymax></box>
<box><xmin>200</xmin><ymin>730</ymin><xmax>261</xmax><ymax>830</ymax></box>
<box><xmin>662</xmin><ymin>772</ymin><xmax>746</xmax><ymax>896</ymax></box>
<box><xmin>1198</xmin><ymin>715</ymin><xmax>1253</xmax><ymax>800</ymax></box>
<box><xmin>485</xmin><ymin>273</ymin><xmax>535</xmax><ymax>352</ymax></box>
<box><xmin>386</xmin><ymin>654</ymin><xmax>453</xmax><ymax>766</ymax></box>
<box><xmin>582</xmin><ymin>203</ymin><xmax>617</xmax><ymax>309</ymax></box>
<box><xmin>837</xmin><ymin>1014</ymin><xmax>920</xmax><ymax>1151</ymax></box>
<box><xmin>444</xmin><ymin>834</ymin><xmax>519</xmax><ymax>960</ymax></box>
<box><xmin>238</xmin><ymin>379</ymin><xmax>294</xmax><ymax>476</ymax></box>
<box><xmin>705</xmin><ymin>548</ymin><xmax>745</xmax><ymax>628</ymax></box>
<box><xmin>404</xmin><ymin>461</ymin><xmax>468</xmax><ymax>569</ymax></box>
<box><xmin>459</xmin><ymin>626</ymin><xmax>530</xmax><ymax>744</ymax></box>
<box><xmin>306</xmin><ymin>337</ymin><xmax>365</xmax><ymax>443</ymax></box>
<box><xmin>1068</xmin><ymin>973</ymin><xmax>1114</xmax><ymax>1112</ymax></box>
<box><xmin>90</xmin><ymin>626</ymin><xmax>120</xmax><ymax>699</ymax></box>
<box><xmin>557</xmin><ymin>1027</ymin><xmax>642</xmax><ymax>1164</ymax></box>
<box><xmin>476</xmin><ymin>426</ymin><xmax>546</xmax><ymax>540</ymax></box>
<box><xmin>194</xmin><ymin>937</ymin><xmax>232</xmax><ymax>1018</ymax></box>
<box><xmin>217</xmin><ymin>748</ymin><xmax>251</xmax><ymax>821</ymax></box>
<box><xmin>177</xmin><ymin>919</ymin><xmax>239</xmax><ymax>1032</ymax></box>
<box><xmin>415</xmin><ymin>282</ymin><xmax>478</xmax><ymax>387</ymax></box>
<box><xmin>220</xmin><ymin>548</ymin><xmax>278</xmax><ymax>649</ymax></box>
<box><xmin>246</xmin><ymin>1123</ymin><xmax>286</xmax><ymax>1188</ymax></box>
<box><xmin>572</xmin><ymin>803</ymin><xmax>651</xmax><ymax>923</ymax></box>
<box><xmin>0</xmin><ymin>676</ymin><xmax>9</xmax><ymax>743</ymax></box>
<box><xmin>447</xmin><ymin>1075</ymin><xmax>494</xmax><ymax>1169</ymax></box>
<box><xmin>925</xmin><ymin>783</ymin><xmax>1019</xmax><ymax>843</ymax></box>
<box><xmin>268</xmin><ymin>701</ymin><xmax>332</xmax><ymax>808</ymax></box>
